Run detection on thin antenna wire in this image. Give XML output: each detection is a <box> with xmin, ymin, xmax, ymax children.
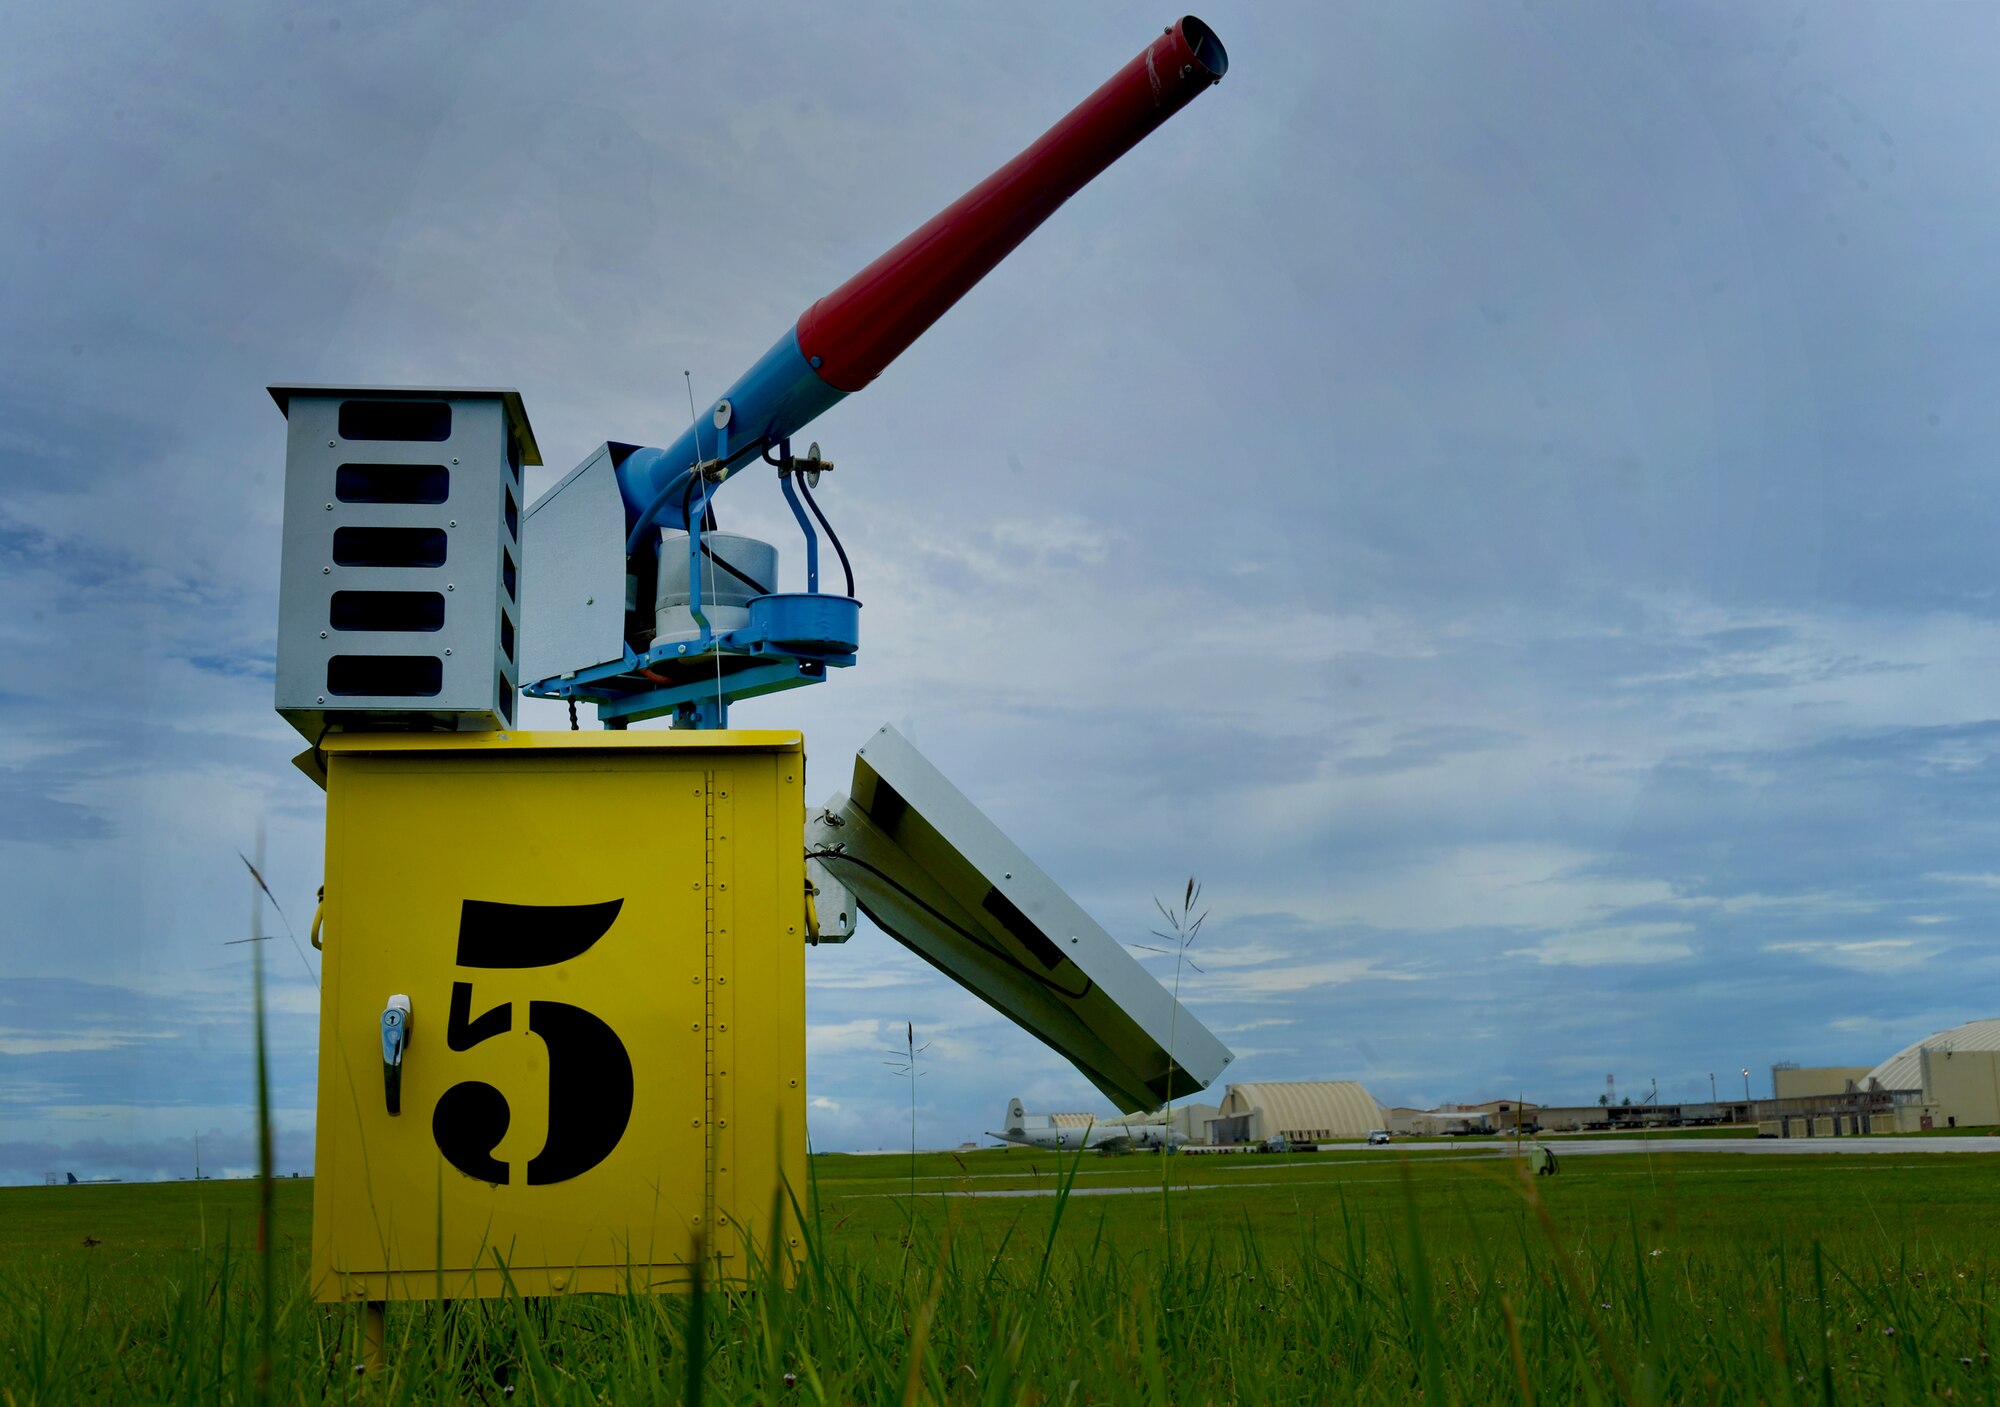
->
<box><xmin>682</xmin><ymin>371</ymin><xmax>724</xmax><ymax>727</ymax></box>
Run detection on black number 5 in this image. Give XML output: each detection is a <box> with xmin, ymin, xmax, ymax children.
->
<box><xmin>430</xmin><ymin>899</ymin><xmax>635</xmax><ymax>1186</ymax></box>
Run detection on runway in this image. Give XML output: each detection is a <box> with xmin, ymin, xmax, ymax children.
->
<box><xmin>857</xmin><ymin>1134</ymin><xmax>2000</xmax><ymax>1198</ymax></box>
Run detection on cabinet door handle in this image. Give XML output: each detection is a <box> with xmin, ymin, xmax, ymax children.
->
<box><xmin>381</xmin><ymin>994</ymin><xmax>412</xmax><ymax>1115</ymax></box>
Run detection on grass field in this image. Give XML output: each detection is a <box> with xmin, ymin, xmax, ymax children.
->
<box><xmin>4</xmin><ymin>1145</ymin><xmax>1998</xmax><ymax>1404</ymax></box>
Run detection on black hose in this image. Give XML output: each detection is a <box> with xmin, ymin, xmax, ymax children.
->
<box><xmin>795</xmin><ymin>473</ymin><xmax>855</xmax><ymax>598</ymax></box>
<box><xmin>668</xmin><ymin>475</ymin><xmax>771</xmax><ymax>596</ymax></box>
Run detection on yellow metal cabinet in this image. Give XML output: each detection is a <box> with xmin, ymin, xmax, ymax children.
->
<box><xmin>308</xmin><ymin>730</ymin><xmax>806</xmax><ymax>1302</ymax></box>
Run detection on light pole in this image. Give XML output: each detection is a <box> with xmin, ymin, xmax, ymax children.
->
<box><xmin>1741</xmin><ymin>1066</ymin><xmax>1752</xmax><ymax>1111</ymax></box>
<box><xmin>1710</xmin><ymin>1072</ymin><xmax>1717</xmax><ymax>1106</ymax></box>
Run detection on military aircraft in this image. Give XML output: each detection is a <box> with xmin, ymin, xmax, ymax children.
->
<box><xmin>988</xmin><ymin>1096</ymin><xmax>1184</xmax><ymax>1153</ymax></box>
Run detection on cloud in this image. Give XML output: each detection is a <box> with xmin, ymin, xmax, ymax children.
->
<box><xmin>1505</xmin><ymin>924</ymin><xmax>1697</xmax><ymax>967</ymax></box>
<box><xmin>0</xmin><ymin>1027</ymin><xmax>182</xmax><ymax>1056</ymax></box>
<box><xmin>1762</xmin><ymin>939</ymin><xmax>1939</xmax><ymax>974</ymax></box>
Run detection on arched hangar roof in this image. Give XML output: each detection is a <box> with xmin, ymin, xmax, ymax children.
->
<box><xmin>1216</xmin><ymin>1081</ymin><xmax>1385</xmax><ymax>1138</ymax></box>
<box><xmin>1864</xmin><ymin>1017</ymin><xmax>2000</xmax><ymax>1093</ymax></box>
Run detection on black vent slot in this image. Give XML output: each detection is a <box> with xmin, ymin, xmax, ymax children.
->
<box><xmin>496</xmin><ymin>672</ymin><xmax>515</xmax><ymax>723</ymax></box>
<box><xmin>500</xmin><ymin>612</ymin><xmax>516</xmax><ymax>663</ymax></box>
<box><xmin>333</xmin><ymin>527</ymin><xmax>447</xmax><ymax>568</ymax></box>
<box><xmin>504</xmin><ymin>487</ymin><xmax>519</xmax><ymax>541</ymax></box>
<box><xmin>867</xmin><ymin>779</ymin><xmax>908</xmax><ymax>837</ymax></box>
<box><xmin>339</xmin><ymin>400</ymin><xmax>451</xmax><ymax>442</ymax></box>
<box><xmin>502</xmin><ymin>548</ymin><xmax>517</xmax><ymax>601</ymax></box>
<box><xmin>330</xmin><ymin>590</ymin><xmax>445</xmax><ymax>633</ymax></box>
<box><xmin>336</xmin><ymin>463</ymin><xmax>449</xmax><ymax>504</ymax></box>
<box><xmin>981</xmin><ymin>887</ymin><xmax>1066</xmax><ymax>971</ymax></box>
<box><xmin>327</xmin><ymin>654</ymin><xmax>443</xmax><ymax>697</ymax></box>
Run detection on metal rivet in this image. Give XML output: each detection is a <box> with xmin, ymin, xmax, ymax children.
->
<box><xmin>319</xmin><ymin>631</ymin><xmax>328</xmax><ymax>639</ymax></box>
<box><xmin>452</xmin><ymin>457</ymin><xmax>459</xmax><ymax>464</ymax></box>
<box><xmin>718</xmin><ymin>1120</ymin><xmax>726</xmax><ymax>1130</ymax></box>
<box><xmin>317</xmin><ymin>696</ymin><xmax>325</xmax><ymax>703</ymax></box>
<box><xmin>692</xmin><ymin>1022</ymin><xmax>700</xmax><ymax>1031</ymax></box>
<box><xmin>324</xmin><ymin>503</ymin><xmax>333</xmax><ymax>511</ymax></box>
<box><xmin>1070</xmin><ymin>936</ymin><xmax>1079</xmax><ymax>944</ymax></box>
<box><xmin>328</xmin><ymin>440</ymin><xmax>336</xmax><ymax>448</ymax></box>
<box><xmin>444</xmin><ymin>648</ymin><xmax>452</xmax><ymax>656</ymax></box>
<box><xmin>446</xmin><ymin>584</ymin><xmax>454</xmax><ymax>591</ymax></box>
<box><xmin>323</xmin><ymin>566</ymin><xmax>330</xmax><ymax>574</ymax></box>
<box><xmin>719</xmin><ymin>1023</ymin><xmax>727</xmax><ymax>1032</ymax></box>
<box><xmin>717</xmin><ymin>976</ymin><xmax>726</xmax><ymax>985</ymax></box>
<box><xmin>677</xmin><ymin>645</ymin><xmax>686</xmax><ymax>654</ymax></box>
<box><xmin>449</xmin><ymin>520</ymin><xmax>457</xmax><ymax>528</ymax></box>
<box><xmin>691</xmin><ymin>1119</ymin><xmax>700</xmax><ymax>1128</ymax></box>
<box><xmin>1004</xmin><ymin>872</ymin><xmax>1013</xmax><ymax>880</ymax></box>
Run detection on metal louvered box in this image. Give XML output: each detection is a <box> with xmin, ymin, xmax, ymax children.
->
<box><xmin>270</xmin><ymin>386</ymin><xmax>541</xmax><ymax>742</ymax></box>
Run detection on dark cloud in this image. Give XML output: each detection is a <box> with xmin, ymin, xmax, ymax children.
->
<box><xmin>8</xmin><ymin>2</ymin><xmax>2000</xmax><ymax>1166</ymax></box>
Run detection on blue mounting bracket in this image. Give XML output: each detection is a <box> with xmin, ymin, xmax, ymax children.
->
<box><xmin>522</xmin><ymin>592</ymin><xmax>859</xmax><ymax>728</ymax></box>
<box><xmin>521</xmin><ymin>436</ymin><xmax>856</xmax><ymax>728</ymax></box>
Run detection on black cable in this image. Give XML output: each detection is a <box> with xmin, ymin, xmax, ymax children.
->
<box><xmin>795</xmin><ymin>472</ymin><xmax>855</xmax><ymax>598</ymax></box>
<box><xmin>669</xmin><ymin>475</ymin><xmax>771</xmax><ymax>596</ymax></box>
<box><xmin>703</xmin><ymin>545</ymin><xmax>770</xmax><ymax>596</ymax></box>
<box><xmin>806</xmin><ymin>848</ymin><xmax>1093</xmax><ymax>1001</ymax></box>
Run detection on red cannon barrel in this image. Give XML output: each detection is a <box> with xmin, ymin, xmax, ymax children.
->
<box><xmin>795</xmin><ymin>16</ymin><xmax>1227</xmax><ymax>394</ymax></box>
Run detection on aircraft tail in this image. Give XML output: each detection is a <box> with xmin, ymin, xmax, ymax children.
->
<box><xmin>66</xmin><ymin>1171</ymin><xmax>77</xmax><ymax>1184</ymax></box>
<box><xmin>1005</xmin><ymin>1097</ymin><xmax>1027</xmax><ymax>1135</ymax></box>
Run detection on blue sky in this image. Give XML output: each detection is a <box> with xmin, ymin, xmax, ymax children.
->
<box><xmin>6</xmin><ymin>1</ymin><xmax>2000</xmax><ymax>1182</ymax></box>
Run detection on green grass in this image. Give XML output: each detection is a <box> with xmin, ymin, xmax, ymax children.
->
<box><xmin>5</xmin><ymin>1148</ymin><xmax>2000</xmax><ymax>1403</ymax></box>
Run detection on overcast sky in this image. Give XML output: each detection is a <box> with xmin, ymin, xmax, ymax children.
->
<box><xmin>6</xmin><ymin>1</ymin><xmax>2000</xmax><ymax>1183</ymax></box>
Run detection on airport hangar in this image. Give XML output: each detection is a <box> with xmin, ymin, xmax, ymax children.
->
<box><xmin>1005</xmin><ymin>1018</ymin><xmax>2000</xmax><ymax>1149</ymax></box>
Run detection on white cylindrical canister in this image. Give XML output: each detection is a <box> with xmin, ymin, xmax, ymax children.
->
<box><xmin>654</xmin><ymin>530</ymin><xmax>778</xmax><ymax>642</ymax></box>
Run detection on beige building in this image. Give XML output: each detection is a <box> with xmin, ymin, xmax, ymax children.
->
<box><xmin>1386</xmin><ymin>1105</ymin><xmax>1495</xmax><ymax>1137</ymax></box>
<box><xmin>1916</xmin><ymin>1049</ymin><xmax>2000</xmax><ymax>1128</ymax></box>
<box><xmin>1205</xmin><ymin>1081</ymin><xmax>1385</xmax><ymax>1145</ymax></box>
<box><xmin>1772</xmin><ymin>1065</ymin><xmax>1873</xmax><ymax>1101</ymax></box>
